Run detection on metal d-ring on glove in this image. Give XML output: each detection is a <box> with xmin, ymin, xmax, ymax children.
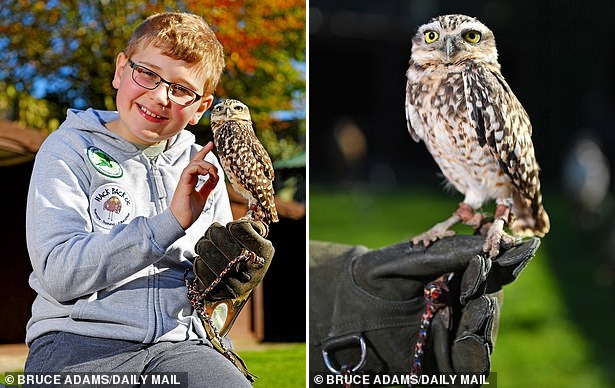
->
<box><xmin>185</xmin><ymin>219</ymin><xmax>275</xmax><ymax>383</ymax></box>
<box><xmin>322</xmin><ymin>334</ymin><xmax>367</xmax><ymax>376</ymax></box>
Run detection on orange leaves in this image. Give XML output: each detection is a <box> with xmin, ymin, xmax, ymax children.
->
<box><xmin>186</xmin><ymin>0</ymin><xmax>306</xmax><ymax>76</ymax></box>
<box><xmin>182</xmin><ymin>0</ymin><xmax>306</xmax><ymax>162</ymax></box>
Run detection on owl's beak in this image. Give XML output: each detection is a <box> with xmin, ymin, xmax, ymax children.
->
<box><xmin>443</xmin><ymin>36</ymin><xmax>457</xmax><ymax>61</ymax></box>
<box><xmin>225</xmin><ymin>107</ymin><xmax>232</xmax><ymax>118</ymax></box>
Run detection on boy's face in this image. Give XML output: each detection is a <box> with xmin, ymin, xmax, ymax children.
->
<box><xmin>109</xmin><ymin>45</ymin><xmax>213</xmax><ymax>145</ymax></box>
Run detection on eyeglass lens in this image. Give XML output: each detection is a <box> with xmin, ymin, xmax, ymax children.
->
<box><xmin>131</xmin><ymin>64</ymin><xmax>197</xmax><ymax>106</ymax></box>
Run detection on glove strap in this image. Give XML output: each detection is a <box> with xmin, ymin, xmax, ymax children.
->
<box><xmin>411</xmin><ymin>273</ymin><xmax>453</xmax><ymax>377</ymax></box>
<box><xmin>185</xmin><ymin>252</ymin><xmax>261</xmax><ymax>383</ymax></box>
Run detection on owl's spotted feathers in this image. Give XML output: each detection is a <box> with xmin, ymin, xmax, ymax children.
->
<box><xmin>405</xmin><ymin>14</ymin><xmax>549</xmax><ymax>256</ymax></box>
<box><xmin>210</xmin><ymin>99</ymin><xmax>279</xmax><ymax>227</ymax></box>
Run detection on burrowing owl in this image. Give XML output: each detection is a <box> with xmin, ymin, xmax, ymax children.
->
<box><xmin>405</xmin><ymin>14</ymin><xmax>549</xmax><ymax>257</ymax></box>
<box><xmin>210</xmin><ymin>99</ymin><xmax>279</xmax><ymax>231</ymax></box>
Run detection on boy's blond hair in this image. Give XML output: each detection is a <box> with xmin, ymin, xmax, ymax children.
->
<box><xmin>125</xmin><ymin>12</ymin><xmax>225</xmax><ymax>96</ymax></box>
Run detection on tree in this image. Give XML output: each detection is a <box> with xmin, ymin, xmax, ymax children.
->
<box><xmin>0</xmin><ymin>0</ymin><xmax>306</xmax><ymax>162</ymax></box>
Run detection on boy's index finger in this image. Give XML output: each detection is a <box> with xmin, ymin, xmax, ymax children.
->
<box><xmin>193</xmin><ymin>141</ymin><xmax>214</xmax><ymax>161</ymax></box>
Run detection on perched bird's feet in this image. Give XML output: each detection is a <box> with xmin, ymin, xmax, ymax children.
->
<box><xmin>483</xmin><ymin>218</ymin><xmax>520</xmax><ymax>258</ymax></box>
<box><xmin>411</xmin><ymin>215</ymin><xmax>460</xmax><ymax>248</ymax></box>
<box><xmin>242</xmin><ymin>205</ymin><xmax>270</xmax><ymax>237</ymax></box>
<box><xmin>239</xmin><ymin>213</ymin><xmax>269</xmax><ymax>237</ymax></box>
<box><xmin>247</xmin><ymin>204</ymin><xmax>267</xmax><ymax>222</ymax></box>
<box><xmin>253</xmin><ymin>219</ymin><xmax>269</xmax><ymax>238</ymax></box>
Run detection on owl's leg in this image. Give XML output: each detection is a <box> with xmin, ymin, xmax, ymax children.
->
<box><xmin>455</xmin><ymin>202</ymin><xmax>484</xmax><ymax>229</ymax></box>
<box><xmin>246</xmin><ymin>203</ymin><xmax>258</xmax><ymax>219</ymax></box>
<box><xmin>411</xmin><ymin>213</ymin><xmax>460</xmax><ymax>248</ymax></box>
<box><xmin>483</xmin><ymin>199</ymin><xmax>519</xmax><ymax>257</ymax></box>
<box><xmin>247</xmin><ymin>203</ymin><xmax>268</xmax><ymax>222</ymax></box>
<box><xmin>242</xmin><ymin>202</ymin><xmax>269</xmax><ymax>237</ymax></box>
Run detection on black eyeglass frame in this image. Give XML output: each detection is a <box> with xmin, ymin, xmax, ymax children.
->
<box><xmin>127</xmin><ymin>59</ymin><xmax>203</xmax><ymax>107</ymax></box>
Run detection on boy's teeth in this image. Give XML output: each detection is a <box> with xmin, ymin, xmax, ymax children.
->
<box><xmin>140</xmin><ymin>105</ymin><xmax>162</xmax><ymax>119</ymax></box>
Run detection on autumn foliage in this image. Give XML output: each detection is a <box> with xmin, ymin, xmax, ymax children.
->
<box><xmin>0</xmin><ymin>0</ymin><xmax>306</xmax><ymax>162</ymax></box>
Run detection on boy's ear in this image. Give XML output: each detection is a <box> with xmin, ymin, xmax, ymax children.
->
<box><xmin>112</xmin><ymin>53</ymin><xmax>129</xmax><ymax>90</ymax></box>
<box><xmin>189</xmin><ymin>95</ymin><xmax>214</xmax><ymax>125</ymax></box>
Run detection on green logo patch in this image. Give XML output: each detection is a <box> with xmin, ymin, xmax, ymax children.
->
<box><xmin>87</xmin><ymin>146</ymin><xmax>123</xmax><ymax>178</ymax></box>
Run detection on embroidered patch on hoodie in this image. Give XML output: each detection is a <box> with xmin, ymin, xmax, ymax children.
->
<box><xmin>87</xmin><ymin>146</ymin><xmax>123</xmax><ymax>178</ymax></box>
<box><xmin>90</xmin><ymin>183</ymin><xmax>135</xmax><ymax>229</ymax></box>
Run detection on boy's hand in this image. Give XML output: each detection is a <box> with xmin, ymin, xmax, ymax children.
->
<box><xmin>170</xmin><ymin>141</ymin><xmax>219</xmax><ymax>229</ymax></box>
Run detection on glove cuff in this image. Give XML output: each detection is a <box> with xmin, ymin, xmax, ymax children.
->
<box><xmin>311</xmin><ymin>251</ymin><xmax>424</xmax><ymax>344</ymax></box>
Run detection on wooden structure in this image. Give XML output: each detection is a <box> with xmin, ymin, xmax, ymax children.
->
<box><xmin>226</xmin><ymin>183</ymin><xmax>306</xmax><ymax>344</ymax></box>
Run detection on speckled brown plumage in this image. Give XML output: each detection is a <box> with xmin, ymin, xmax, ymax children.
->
<box><xmin>405</xmin><ymin>14</ymin><xmax>549</xmax><ymax>256</ymax></box>
<box><xmin>210</xmin><ymin>99</ymin><xmax>278</xmax><ymax>226</ymax></box>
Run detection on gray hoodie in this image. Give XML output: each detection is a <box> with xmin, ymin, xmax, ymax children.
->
<box><xmin>25</xmin><ymin>108</ymin><xmax>233</xmax><ymax>345</ymax></box>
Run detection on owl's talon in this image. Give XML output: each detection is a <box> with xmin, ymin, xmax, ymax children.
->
<box><xmin>253</xmin><ymin>219</ymin><xmax>269</xmax><ymax>238</ymax></box>
<box><xmin>411</xmin><ymin>226</ymin><xmax>457</xmax><ymax>248</ymax></box>
<box><xmin>500</xmin><ymin>234</ymin><xmax>522</xmax><ymax>249</ymax></box>
<box><xmin>483</xmin><ymin>218</ymin><xmax>518</xmax><ymax>258</ymax></box>
<box><xmin>239</xmin><ymin>214</ymin><xmax>269</xmax><ymax>237</ymax></box>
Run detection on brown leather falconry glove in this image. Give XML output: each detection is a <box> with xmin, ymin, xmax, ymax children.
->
<box><xmin>189</xmin><ymin>219</ymin><xmax>274</xmax><ymax>335</ymax></box>
<box><xmin>185</xmin><ymin>219</ymin><xmax>275</xmax><ymax>383</ymax></box>
<box><xmin>193</xmin><ymin>220</ymin><xmax>274</xmax><ymax>300</ymax></box>
<box><xmin>309</xmin><ymin>235</ymin><xmax>539</xmax><ymax>387</ymax></box>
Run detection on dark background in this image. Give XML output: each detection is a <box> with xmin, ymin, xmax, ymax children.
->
<box><xmin>1</xmin><ymin>161</ymin><xmax>36</xmax><ymax>342</ymax></box>
<box><xmin>309</xmin><ymin>0</ymin><xmax>615</xmax><ymax>190</ymax></box>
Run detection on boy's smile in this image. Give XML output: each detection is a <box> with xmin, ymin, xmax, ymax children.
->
<box><xmin>108</xmin><ymin>45</ymin><xmax>213</xmax><ymax>146</ymax></box>
<box><xmin>137</xmin><ymin>103</ymin><xmax>168</xmax><ymax>123</ymax></box>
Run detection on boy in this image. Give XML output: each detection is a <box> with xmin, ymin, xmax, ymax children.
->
<box><xmin>24</xmin><ymin>12</ymin><xmax>257</xmax><ymax>386</ymax></box>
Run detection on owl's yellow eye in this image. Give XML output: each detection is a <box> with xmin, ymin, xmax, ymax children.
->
<box><xmin>463</xmin><ymin>30</ymin><xmax>481</xmax><ymax>44</ymax></box>
<box><xmin>424</xmin><ymin>30</ymin><xmax>439</xmax><ymax>43</ymax></box>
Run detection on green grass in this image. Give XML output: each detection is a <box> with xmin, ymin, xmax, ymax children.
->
<box><xmin>310</xmin><ymin>185</ymin><xmax>615</xmax><ymax>388</ymax></box>
<box><xmin>240</xmin><ymin>343</ymin><xmax>306</xmax><ymax>388</ymax></box>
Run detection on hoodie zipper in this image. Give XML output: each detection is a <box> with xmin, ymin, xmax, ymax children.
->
<box><xmin>150</xmin><ymin>160</ymin><xmax>168</xmax><ymax>212</ymax></box>
<box><xmin>147</xmin><ymin>157</ymin><xmax>168</xmax><ymax>340</ymax></box>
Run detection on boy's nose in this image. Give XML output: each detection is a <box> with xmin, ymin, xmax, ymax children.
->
<box><xmin>150</xmin><ymin>83</ymin><xmax>171</xmax><ymax>106</ymax></box>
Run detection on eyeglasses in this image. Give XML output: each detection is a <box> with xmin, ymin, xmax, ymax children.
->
<box><xmin>128</xmin><ymin>59</ymin><xmax>202</xmax><ymax>107</ymax></box>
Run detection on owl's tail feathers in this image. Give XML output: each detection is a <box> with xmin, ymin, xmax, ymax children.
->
<box><xmin>510</xmin><ymin>197</ymin><xmax>550</xmax><ymax>238</ymax></box>
<box><xmin>267</xmin><ymin>205</ymin><xmax>279</xmax><ymax>224</ymax></box>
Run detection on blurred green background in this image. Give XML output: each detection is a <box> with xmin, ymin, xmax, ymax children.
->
<box><xmin>310</xmin><ymin>186</ymin><xmax>615</xmax><ymax>387</ymax></box>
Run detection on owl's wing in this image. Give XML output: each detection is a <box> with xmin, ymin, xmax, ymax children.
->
<box><xmin>251</xmin><ymin>135</ymin><xmax>275</xmax><ymax>182</ymax></box>
<box><xmin>405</xmin><ymin>62</ymin><xmax>424</xmax><ymax>143</ymax></box>
<box><xmin>464</xmin><ymin>64</ymin><xmax>541</xmax><ymax>203</ymax></box>
<box><xmin>216</xmin><ymin>121</ymin><xmax>275</xmax><ymax>193</ymax></box>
